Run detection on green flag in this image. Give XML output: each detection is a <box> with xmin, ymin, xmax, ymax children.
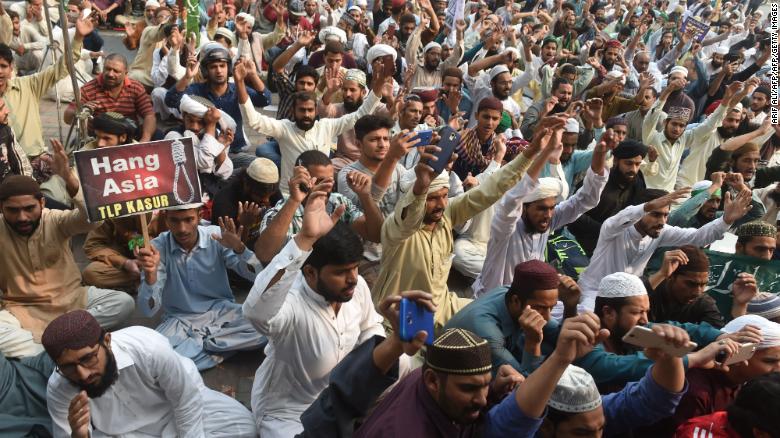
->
<box><xmin>705</xmin><ymin>250</ymin><xmax>780</xmax><ymax>318</ymax></box>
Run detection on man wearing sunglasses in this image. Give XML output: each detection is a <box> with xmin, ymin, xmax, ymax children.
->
<box><xmin>42</xmin><ymin>310</ymin><xmax>256</xmax><ymax>438</ymax></box>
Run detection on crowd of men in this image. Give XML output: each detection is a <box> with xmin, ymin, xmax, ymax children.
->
<box><xmin>0</xmin><ymin>0</ymin><xmax>779</xmax><ymax>436</ymax></box>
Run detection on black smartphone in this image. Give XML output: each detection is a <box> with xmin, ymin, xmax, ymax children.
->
<box><xmin>426</xmin><ymin>126</ymin><xmax>460</xmax><ymax>175</ymax></box>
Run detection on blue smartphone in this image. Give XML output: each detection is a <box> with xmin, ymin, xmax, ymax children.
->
<box><xmin>426</xmin><ymin>126</ymin><xmax>460</xmax><ymax>175</ymax></box>
<box><xmin>410</xmin><ymin>129</ymin><xmax>433</xmax><ymax>146</ymax></box>
<box><xmin>398</xmin><ymin>298</ymin><xmax>434</xmax><ymax>346</ymax></box>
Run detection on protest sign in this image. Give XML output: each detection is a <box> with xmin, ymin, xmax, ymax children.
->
<box><xmin>445</xmin><ymin>0</ymin><xmax>464</xmax><ymax>47</ymax></box>
<box><xmin>705</xmin><ymin>250</ymin><xmax>780</xmax><ymax>318</ymax></box>
<box><xmin>74</xmin><ymin>138</ymin><xmax>201</xmax><ymax>223</ymax></box>
<box><xmin>680</xmin><ymin>16</ymin><xmax>710</xmax><ymax>42</ymax></box>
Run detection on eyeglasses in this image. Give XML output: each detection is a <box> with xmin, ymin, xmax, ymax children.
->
<box><xmin>56</xmin><ymin>344</ymin><xmax>102</xmax><ymax>377</ymax></box>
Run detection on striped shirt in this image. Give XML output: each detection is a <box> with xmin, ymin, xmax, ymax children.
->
<box><xmin>80</xmin><ymin>76</ymin><xmax>154</xmax><ymax>125</ymax></box>
<box><xmin>269</xmin><ymin>70</ymin><xmax>296</xmax><ymax>122</ymax></box>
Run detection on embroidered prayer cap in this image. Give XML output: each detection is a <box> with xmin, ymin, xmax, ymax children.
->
<box><xmin>145</xmin><ymin>0</ymin><xmax>160</xmax><ymax>8</ymax></box>
<box><xmin>347</xmin><ymin>5</ymin><xmax>362</xmax><ymax>13</ymax></box>
<box><xmin>548</xmin><ymin>365</ymin><xmax>603</xmax><ymax>413</ymax></box>
<box><xmin>606</xmin><ymin>116</ymin><xmax>627</xmax><ymax>130</ymax></box>
<box><xmin>691</xmin><ymin>180</ymin><xmax>721</xmax><ymax>199</ymax></box>
<box><xmin>612</xmin><ymin>139</ymin><xmax>647</xmax><ymax>159</ymax></box>
<box><xmin>425</xmin><ymin>329</ymin><xmax>492</xmax><ymax>375</ymax></box>
<box><xmin>93</xmin><ymin>111</ymin><xmax>135</xmax><ymax>136</ymax></box>
<box><xmin>525</xmin><ymin>177</ymin><xmax>566</xmax><ymax>203</ymax></box>
<box><xmin>477</xmin><ymin>97</ymin><xmax>503</xmax><ymax>113</ymax></box>
<box><xmin>344</xmin><ymin>69</ymin><xmax>367</xmax><ymax>88</ymax></box>
<box><xmin>489</xmin><ymin>65</ymin><xmax>510</xmax><ymax>81</ymax></box>
<box><xmin>0</xmin><ymin>175</ymin><xmax>42</xmax><ymax>201</ymax></box>
<box><xmin>604</xmin><ymin>39</ymin><xmax>622</xmax><ymax>49</ymax></box>
<box><xmin>723</xmin><ymin>315</ymin><xmax>780</xmax><ymax>350</ymax></box>
<box><xmin>41</xmin><ymin>310</ymin><xmax>103</xmax><ymax>361</ymax></box>
<box><xmin>748</xmin><ymin>292</ymin><xmax>780</xmax><ymax>321</ymax></box>
<box><xmin>509</xmin><ymin>260</ymin><xmax>561</xmax><ymax>297</ymax></box>
<box><xmin>366</xmin><ymin>44</ymin><xmax>397</xmax><ymax>65</ymax></box>
<box><xmin>564</xmin><ymin>118</ymin><xmax>580</xmax><ymax>133</ymax></box>
<box><xmin>288</xmin><ymin>0</ymin><xmax>306</xmax><ymax>16</ymax></box>
<box><xmin>246</xmin><ymin>158</ymin><xmax>279</xmax><ymax>184</ymax></box>
<box><xmin>597</xmin><ymin>272</ymin><xmax>647</xmax><ymax>298</ymax></box>
<box><xmin>735</xmin><ymin>221</ymin><xmax>777</xmax><ymax>239</ymax></box>
<box><xmin>666</xmin><ymin>106</ymin><xmax>692</xmax><ymax>122</ymax></box>
<box><xmin>412</xmin><ymin>87</ymin><xmax>439</xmax><ymax>103</ymax></box>
<box><xmin>424</xmin><ymin>41</ymin><xmax>442</xmax><ymax>53</ymax></box>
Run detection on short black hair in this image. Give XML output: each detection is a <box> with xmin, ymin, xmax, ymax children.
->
<box><xmin>292</xmin><ymin>91</ymin><xmax>317</xmax><ymax>108</ymax></box>
<box><xmin>294</xmin><ymin>64</ymin><xmax>320</xmax><ymax>83</ymax></box>
<box><xmin>296</xmin><ymin>150</ymin><xmax>332</xmax><ymax>168</ymax></box>
<box><xmin>559</xmin><ymin>64</ymin><xmax>577</xmax><ymax>77</ymax></box>
<box><xmin>727</xmin><ymin>372</ymin><xmax>780</xmax><ymax>437</ymax></box>
<box><xmin>552</xmin><ymin>77</ymin><xmax>572</xmax><ymax>92</ymax></box>
<box><xmin>304</xmin><ymin>221</ymin><xmax>364</xmax><ymax>270</ymax></box>
<box><xmin>105</xmin><ymin>53</ymin><xmax>128</xmax><ymax>69</ymax></box>
<box><xmin>399</xmin><ymin>13</ymin><xmax>416</xmax><ymax>26</ymax></box>
<box><xmin>354</xmin><ymin>114</ymin><xmax>394</xmax><ymax>141</ymax></box>
<box><xmin>594</xmin><ymin>296</ymin><xmax>632</xmax><ymax>320</ymax></box>
<box><xmin>636</xmin><ymin>188</ymin><xmax>668</xmax><ymax>205</ymax></box>
<box><xmin>619</xmin><ymin>27</ymin><xmax>633</xmax><ymax>37</ymax></box>
<box><xmin>7</xmin><ymin>10</ymin><xmax>19</xmax><ymax>20</ymax></box>
<box><xmin>0</xmin><ymin>44</ymin><xmax>13</xmax><ymax>65</ymax></box>
<box><xmin>441</xmin><ymin>67</ymin><xmax>463</xmax><ymax>82</ymax></box>
<box><xmin>323</xmin><ymin>40</ymin><xmax>345</xmax><ymax>55</ymax></box>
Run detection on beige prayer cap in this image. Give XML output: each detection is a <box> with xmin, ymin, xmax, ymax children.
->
<box><xmin>246</xmin><ymin>158</ymin><xmax>279</xmax><ymax>184</ymax></box>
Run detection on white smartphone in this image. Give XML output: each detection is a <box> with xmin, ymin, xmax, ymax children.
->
<box><xmin>721</xmin><ymin>343</ymin><xmax>757</xmax><ymax>366</ymax></box>
<box><xmin>622</xmin><ymin>326</ymin><xmax>698</xmax><ymax>357</ymax></box>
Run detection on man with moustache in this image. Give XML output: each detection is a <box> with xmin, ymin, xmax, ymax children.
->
<box><xmin>520</xmin><ymin>78</ymin><xmax>574</xmax><ymax>139</ymax></box>
<box><xmin>243</xmin><ymin>193</ymin><xmax>384</xmax><ymax>437</ymax></box>
<box><xmin>237</xmin><ymin>56</ymin><xmax>387</xmax><ymax>195</ymax></box>
<box><xmin>42</xmin><ymin>310</ymin><xmax>256</xmax><ymax>437</ymax></box>
<box><xmin>465</xmin><ymin>49</ymin><xmax>530</xmax><ymax>128</ymax></box>
<box><xmin>405</xmin><ymin>17</ymin><xmax>464</xmax><ymax>89</ymax></box>
<box><xmin>0</xmin><ymin>143</ymin><xmax>134</xmax><ymax>359</ymax></box>
<box><xmin>471</xmin><ymin>124</ymin><xmax>611</xmax><ymax>297</ymax></box>
<box><xmin>569</xmin><ymin>140</ymin><xmax>649</xmax><ymax>255</ymax></box>
<box><xmin>577</xmin><ymin>187</ymin><xmax>753</xmax><ymax>310</ymax></box>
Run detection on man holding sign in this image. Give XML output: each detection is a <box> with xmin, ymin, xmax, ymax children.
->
<box><xmin>0</xmin><ymin>140</ymin><xmax>135</xmax><ymax>358</ymax></box>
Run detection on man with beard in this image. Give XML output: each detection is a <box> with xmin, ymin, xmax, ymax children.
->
<box><xmin>255</xmin><ymin>150</ymin><xmax>383</xmax><ymax>264</ymax></box>
<box><xmin>702</xmin><ymin>45</ymin><xmax>728</xmax><ymax>81</ymax></box>
<box><xmin>0</xmin><ymin>146</ymin><xmax>135</xmax><ymax>358</ymax></box>
<box><xmin>436</xmin><ymin>67</ymin><xmax>474</xmax><ymax>127</ymax></box>
<box><xmin>127</xmin><ymin>5</ymin><xmax>173</xmax><ymax>89</ymax></box>
<box><xmin>577</xmin><ymin>272</ymin><xmax>748</xmax><ymax>390</ymax></box>
<box><xmin>734</xmin><ymin>220</ymin><xmax>777</xmax><ymax>261</ymax></box>
<box><xmin>521</xmin><ymin>78</ymin><xmax>574</xmax><ymax>139</ymax></box>
<box><xmin>134</xmin><ymin>204</ymin><xmax>265</xmax><ymax>370</ymax></box>
<box><xmin>642</xmin><ymin>77</ymin><xmax>739</xmax><ymax>192</ymax></box>
<box><xmin>243</xmin><ymin>192</ymin><xmax>384</xmax><ymax>437</ymax></box>
<box><xmin>676</xmin><ymin>78</ymin><xmax>759</xmax><ymax>189</ymax></box>
<box><xmin>706</xmin><ymin>135</ymin><xmax>780</xmax><ymax>190</ymax></box>
<box><xmin>320</xmin><ymin>69</ymin><xmax>388</xmax><ymax>174</ymax></box>
<box><xmin>587</xmin><ymin>70</ymin><xmax>655</xmax><ymax>124</ymax></box>
<box><xmin>577</xmin><ymin>187</ymin><xmax>753</xmax><ymax>310</ymax></box>
<box><xmin>405</xmin><ymin>17</ymin><xmax>464</xmax><ymax>89</ymax></box>
<box><xmin>569</xmin><ymin>140</ymin><xmax>650</xmax><ymax>255</ymax></box>
<box><xmin>756</xmin><ymin>182</ymin><xmax>780</xmax><ymax>224</ymax></box>
<box><xmin>43</xmin><ymin>310</ymin><xmax>256</xmax><ymax>437</ymax></box>
<box><xmin>668</xmin><ymin>176</ymin><xmax>726</xmax><ymax>228</ymax></box>
<box><xmin>622</xmin><ymin>86</ymin><xmax>660</xmax><ymax>142</ymax></box>
<box><xmin>466</xmin><ymin>49</ymin><xmax>529</xmax><ymax>129</ymax></box>
<box><xmin>644</xmin><ymin>246</ymin><xmax>728</xmax><ymax>327</ymax></box>
<box><xmin>658</xmin><ymin>66</ymin><xmax>695</xmax><ymax>119</ymax></box>
<box><xmin>166</xmin><ymin>45</ymin><xmax>272</xmax><ymax>168</ymax></box>
<box><xmin>66</xmin><ymin>53</ymin><xmax>156</xmax><ymax>142</ymax></box>
<box><xmin>472</xmin><ymin>124</ymin><xmax>611</xmax><ymax>297</ymax></box>
<box><xmin>373</xmin><ymin>116</ymin><xmax>555</xmax><ymax>329</ymax></box>
<box><xmin>747</xmin><ymin>85</ymin><xmax>771</xmax><ymax>128</ymax></box>
<box><xmin>238</xmin><ymin>56</ymin><xmax>387</xmax><ymax>195</ymax></box>
<box><xmin>705</xmin><ymin>49</ymin><xmax>770</xmax><ymax>110</ymax></box>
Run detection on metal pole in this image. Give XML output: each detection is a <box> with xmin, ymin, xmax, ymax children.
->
<box><xmin>40</xmin><ymin>3</ymin><xmax>64</xmax><ymax>143</ymax></box>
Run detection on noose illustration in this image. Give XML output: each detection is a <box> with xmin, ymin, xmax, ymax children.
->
<box><xmin>171</xmin><ymin>138</ymin><xmax>195</xmax><ymax>204</ymax></box>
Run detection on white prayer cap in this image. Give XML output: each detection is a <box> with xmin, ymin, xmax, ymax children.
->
<box><xmin>731</xmin><ymin>102</ymin><xmax>743</xmax><ymax>113</ymax></box>
<box><xmin>489</xmin><ymin>65</ymin><xmax>510</xmax><ymax>81</ymax></box>
<box><xmin>167</xmin><ymin>202</ymin><xmax>204</xmax><ymax>210</ymax></box>
<box><xmin>504</xmin><ymin>47</ymin><xmax>520</xmax><ymax>61</ymax></box>
<box><xmin>319</xmin><ymin>26</ymin><xmax>347</xmax><ymax>44</ymax></box>
<box><xmin>246</xmin><ymin>158</ymin><xmax>279</xmax><ymax>184</ymax></box>
<box><xmin>669</xmin><ymin>65</ymin><xmax>689</xmax><ymax>78</ymax></box>
<box><xmin>527</xmin><ymin>178</ymin><xmax>565</xmax><ymax>203</ymax></box>
<box><xmin>597</xmin><ymin>272</ymin><xmax>647</xmax><ymax>298</ymax></box>
<box><xmin>427</xmin><ymin>171</ymin><xmax>450</xmax><ymax>194</ymax></box>
<box><xmin>236</xmin><ymin>12</ymin><xmax>256</xmax><ymax>28</ymax></box>
<box><xmin>214</xmin><ymin>27</ymin><xmax>237</xmax><ymax>47</ymax></box>
<box><xmin>714</xmin><ymin>45</ymin><xmax>730</xmax><ymax>55</ymax></box>
<box><xmin>548</xmin><ymin>365</ymin><xmax>603</xmax><ymax>413</ymax></box>
<box><xmin>424</xmin><ymin>41</ymin><xmax>442</xmax><ymax>53</ymax></box>
<box><xmin>564</xmin><ymin>118</ymin><xmax>580</xmax><ymax>134</ymax></box>
<box><xmin>367</xmin><ymin>44</ymin><xmax>397</xmax><ymax>65</ymax></box>
<box><xmin>344</xmin><ymin>69</ymin><xmax>367</xmax><ymax>88</ymax></box>
<box><xmin>48</xmin><ymin>6</ymin><xmax>59</xmax><ymax>23</ymax></box>
<box><xmin>348</xmin><ymin>5</ymin><xmax>362</xmax><ymax>13</ymax></box>
<box><xmin>723</xmin><ymin>315</ymin><xmax>780</xmax><ymax>350</ymax></box>
<box><xmin>606</xmin><ymin>70</ymin><xmax>625</xmax><ymax>84</ymax></box>
<box><xmin>145</xmin><ymin>0</ymin><xmax>160</xmax><ymax>8</ymax></box>
<box><xmin>355</xmin><ymin>0</ymin><xmax>367</xmax><ymax>6</ymax></box>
